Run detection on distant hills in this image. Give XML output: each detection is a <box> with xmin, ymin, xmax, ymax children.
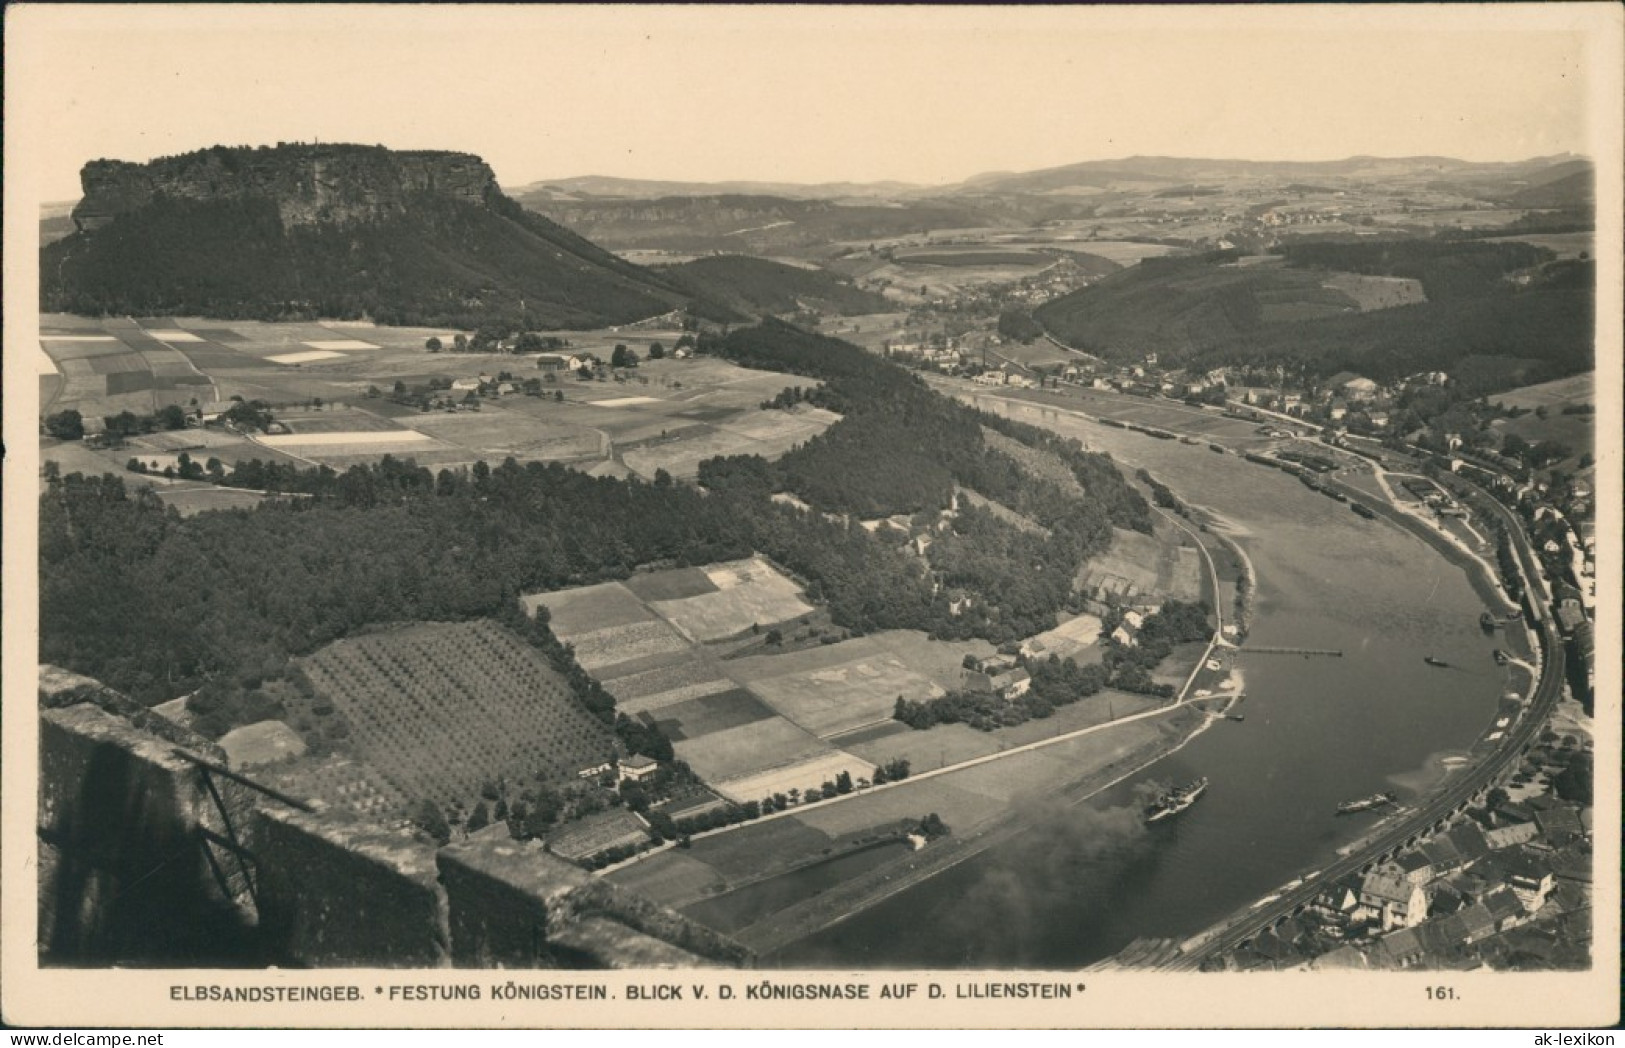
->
<box><xmin>530</xmin><ymin>154</ymin><xmax>1591</xmax><ymax>201</ymax></box>
<box><xmin>953</xmin><ymin>154</ymin><xmax>1590</xmax><ymax>196</ymax></box>
<box><xmin>41</xmin><ymin>144</ymin><xmax>723</xmax><ymax>329</ymax></box>
<box><xmin>660</xmin><ymin>255</ymin><xmax>892</xmax><ymax>318</ymax></box>
<box><xmin>1035</xmin><ymin>241</ymin><xmax>1593</xmax><ymax>392</ymax></box>
<box><xmin>508</xmin><ymin>191</ymin><xmax>1031</xmax><ymax>254</ymax></box>
<box><xmin>516</xmin><ymin>175</ymin><xmax>930</xmax><ymax>201</ymax></box>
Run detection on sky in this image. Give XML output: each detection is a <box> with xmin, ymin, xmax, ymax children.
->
<box><xmin>4</xmin><ymin>4</ymin><xmax>1610</xmax><ymax>201</ymax></box>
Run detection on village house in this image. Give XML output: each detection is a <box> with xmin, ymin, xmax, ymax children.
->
<box><xmin>1325</xmin><ymin>371</ymin><xmax>1380</xmax><ymax>401</ymax></box>
<box><xmin>966</xmin><ymin>655</ymin><xmax>1031</xmax><ymax>700</ymax></box>
<box><xmin>618</xmin><ymin>754</ymin><xmax>660</xmax><ymax>784</ymax></box>
<box><xmin>450</xmin><ymin>377</ymin><xmax>482</xmax><ymax>392</ymax></box>
<box><xmin>1358</xmin><ymin>868</ymin><xmax>1428</xmax><ymax>931</ymax></box>
<box><xmin>1499</xmin><ymin>849</ymin><xmax>1555</xmax><ymax>911</ymax></box>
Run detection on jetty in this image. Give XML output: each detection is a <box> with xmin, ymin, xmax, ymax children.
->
<box><xmin>1235</xmin><ymin>646</ymin><xmax>1344</xmax><ymax>658</ymax></box>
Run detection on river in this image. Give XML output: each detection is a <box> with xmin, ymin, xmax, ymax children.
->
<box><xmin>774</xmin><ymin>395</ymin><xmax>1511</xmax><ymax>968</ymax></box>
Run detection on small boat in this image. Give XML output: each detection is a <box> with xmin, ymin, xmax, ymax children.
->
<box><xmin>1424</xmin><ymin>656</ymin><xmax>1450</xmax><ymax>668</ymax></box>
<box><xmin>1492</xmin><ymin>649</ymin><xmax>1509</xmax><ymax>665</ymax></box>
<box><xmin>1480</xmin><ymin>612</ymin><xmax>1499</xmax><ymax>632</ymax></box>
<box><xmin>1351</xmin><ymin>503</ymin><xmax>1376</xmax><ymax>520</ymax></box>
<box><xmin>1336</xmin><ymin>791</ymin><xmax>1396</xmax><ymax>815</ymax></box>
<box><xmin>1146</xmin><ymin>777</ymin><xmax>1209</xmax><ymax>823</ymax></box>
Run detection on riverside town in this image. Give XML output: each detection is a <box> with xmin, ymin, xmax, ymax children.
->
<box><xmin>14</xmin><ymin>7</ymin><xmax>1615</xmax><ymax>1033</ymax></box>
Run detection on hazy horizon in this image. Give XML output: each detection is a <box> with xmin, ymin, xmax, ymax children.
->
<box><xmin>9</xmin><ymin>6</ymin><xmax>1600</xmax><ymax>202</ymax></box>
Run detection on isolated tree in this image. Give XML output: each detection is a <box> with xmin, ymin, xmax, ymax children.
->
<box><xmin>611</xmin><ymin>344</ymin><xmax>638</xmax><ymax>369</ymax></box>
<box><xmin>426</xmin><ymin>336</ymin><xmax>442</xmax><ymax>352</ymax></box>
<box><xmin>648</xmin><ymin>341</ymin><xmax>665</xmax><ymax>360</ymax></box>
<box><xmin>413</xmin><ymin>800</ymin><xmax>452</xmax><ymax>845</ymax></box>
<box><xmin>453</xmin><ymin>334</ymin><xmax>468</xmax><ymax>353</ymax></box>
<box><xmin>467</xmin><ymin>800</ymin><xmax>491</xmax><ymax>832</ymax></box>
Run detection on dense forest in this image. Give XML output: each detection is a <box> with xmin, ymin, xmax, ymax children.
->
<box><xmin>41</xmin><ymin>321</ymin><xmax>1150</xmax><ymax>738</ymax></box>
<box><xmin>661</xmin><ymin>255</ymin><xmax>890</xmax><ymax>318</ymax></box>
<box><xmin>41</xmin><ymin>190</ymin><xmax>725</xmax><ymax>330</ymax></box>
<box><xmin>1035</xmin><ymin>236</ymin><xmax>1593</xmax><ymax>393</ymax></box>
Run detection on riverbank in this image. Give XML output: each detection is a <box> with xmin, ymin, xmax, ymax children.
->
<box><xmin>753</xmin><ymin>704</ymin><xmax>1208</xmax><ymax>959</ymax></box>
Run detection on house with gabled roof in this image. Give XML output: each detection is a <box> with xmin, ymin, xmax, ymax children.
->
<box><xmin>1359</xmin><ymin>868</ymin><xmax>1428</xmax><ymax>931</ymax></box>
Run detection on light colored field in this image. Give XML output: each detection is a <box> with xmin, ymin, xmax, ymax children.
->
<box><xmin>155</xmin><ymin>487</ymin><xmax>275</xmax><ymax>517</ymax></box>
<box><xmin>1483</xmin><ymin>232</ymin><xmax>1593</xmax><ymax>259</ymax></box>
<box><xmin>712</xmin><ymin>749</ymin><xmax>875</xmax><ymax>805</ymax></box>
<box><xmin>790</xmin><ymin>777</ymin><xmax>1008</xmax><ymax>837</ymax></box>
<box><xmin>278</xmin><ymin>412</ymin><xmax>404</xmax><ymax>434</ymax></box>
<box><xmin>747</xmin><ymin>653</ymin><xmax>943</xmax><ymax>738</ymax></box>
<box><xmin>652</xmin><ymin>558</ymin><xmax>814</xmax><ymax>641</ymax></box>
<box><xmin>1320</xmin><ymin>272</ymin><xmax>1426</xmax><ymax>312</ymax></box>
<box><xmin>258</xmin><ymin>429</ymin><xmax>435</xmax><ymax>447</ymax></box>
<box><xmin>845</xmin><ymin>722</ymin><xmax>1003</xmax><ymax>771</ymax></box>
<box><xmin>269</xmin><ymin>350</ymin><xmax>346</xmax><ymax>364</ymax></box>
<box><xmin>590</xmin><ymin>396</ymin><xmax>663</xmax><ymax>407</ymax></box>
<box><xmin>565</xmin><ymin>619</ymin><xmax>690</xmax><ymax>672</ymax></box>
<box><xmin>303</xmin><ymin>339</ymin><xmax>380</xmax><ymax>351</ymax></box>
<box><xmin>40</xmin><ymin>335</ymin><xmax>119</xmax><ymax>342</ymax></box>
<box><xmin>1023</xmin><ymin>612</ymin><xmax>1105</xmax><ymax>661</ymax></box>
<box><xmin>404</xmin><ymin>411</ymin><xmax>601</xmax><ymax>460</ymax></box>
<box><xmin>1076</xmin><ymin>523</ymin><xmax>1200</xmax><ymax>604</ymax></box>
<box><xmin>1067</xmin><ymin>240</ymin><xmax>1182</xmax><ymax>264</ymax></box>
<box><xmin>218</xmin><ymin>720</ymin><xmax>307</xmax><ymax>767</ymax></box>
<box><xmin>673</xmin><ymin>717</ymin><xmax>830</xmax><ymax>787</ymax></box>
<box><xmin>523</xmin><ymin>581</ymin><xmax>655</xmax><ymax>637</ymax></box>
<box><xmin>147</xmin><ymin>330</ymin><xmax>206</xmax><ymax>342</ymax></box>
<box><xmin>1490</xmin><ymin>372</ymin><xmax>1594</xmax><ymax>411</ymax></box>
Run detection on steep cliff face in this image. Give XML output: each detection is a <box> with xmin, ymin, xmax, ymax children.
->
<box><xmin>73</xmin><ymin>145</ymin><xmax>499</xmax><ymax>232</ymax></box>
<box><xmin>46</xmin><ymin>143</ymin><xmax>725</xmax><ymax>328</ymax></box>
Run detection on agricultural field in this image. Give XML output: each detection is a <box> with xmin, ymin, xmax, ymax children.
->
<box><xmin>1490</xmin><ymin>372</ymin><xmax>1594</xmax><ymax>412</ymax></box>
<box><xmin>990</xmin><ymin>339</ymin><xmax>1076</xmax><ymax>369</ymax></box>
<box><xmin>893</xmin><ymin>249</ymin><xmax>1052</xmax><ymax>267</ymax></box>
<box><xmin>708</xmin><ymin>748</ymin><xmax>875</xmax><ymax>806</ymax></box>
<box><xmin>646</xmin><ymin>688</ymin><xmax>779</xmax><ymax>741</ymax></box>
<box><xmin>153</xmin><ymin>486</ymin><xmax>278</xmax><ymax>517</ymax></box>
<box><xmin>649</xmin><ymin>556</ymin><xmax>816</xmax><ymax>642</ymax></box>
<box><xmin>1487</xmin><ymin>372</ymin><xmax>1595</xmax><ymax>473</ymax></box>
<box><xmin>1048</xmin><ymin>240</ymin><xmax>1182</xmax><ymax>265</ymax></box>
<box><xmin>39</xmin><ymin>315</ymin><xmax>836</xmax><ymax>487</ymax></box>
<box><xmin>1320</xmin><ymin>272</ymin><xmax>1427</xmax><ymax>312</ymax></box>
<box><xmin>544</xmin><ymin>809</ymin><xmax>651</xmax><ymax>862</ymax></box>
<box><xmin>672</xmin><ymin>717</ymin><xmax>830</xmax><ymax>786</ymax></box>
<box><xmin>523</xmin><ymin>561</ymin><xmax>876</xmax><ymax>799</ymax></box>
<box><xmin>740</xmin><ymin>645</ymin><xmax>944</xmax><ymax>738</ymax></box>
<box><xmin>297</xmin><ymin>619</ymin><xmax>616</xmax><ymax>811</ymax></box>
<box><xmin>1483</xmin><ymin>231</ymin><xmax>1593</xmax><ymax>260</ymax></box>
<box><xmin>1076</xmin><ymin>523</ymin><xmax>1202</xmax><ymax>606</ymax></box>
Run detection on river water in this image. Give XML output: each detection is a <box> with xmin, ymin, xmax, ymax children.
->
<box><xmin>775</xmin><ymin>397</ymin><xmax>1510</xmax><ymax>968</ymax></box>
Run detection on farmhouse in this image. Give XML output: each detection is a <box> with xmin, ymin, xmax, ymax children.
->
<box><xmin>619</xmin><ymin>754</ymin><xmax>661</xmax><ymax>783</ymax></box>
<box><xmin>450</xmin><ymin>377</ymin><xmax>482</xmax><ymax>392</ymax></box>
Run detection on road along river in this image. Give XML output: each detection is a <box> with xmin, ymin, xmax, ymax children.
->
<box><xmin>773</xmin><ymin>391</ymin><xmax>1519</xmax><ymax>968</ymax></box>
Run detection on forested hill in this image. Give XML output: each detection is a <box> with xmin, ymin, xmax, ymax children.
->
<box><xmin>41</xmin><ymin>321</ymin><xmax>1149</xmax><ymax>740</ymax></box>
<box><xmin>40</xmin><ymin>143</ymin><xmax>724</xmax><ymax>329</ymax></box>
<box><xmin>1035</xmin><ymin>238</ymin><xmax>1593</xmax><ymax>393</ymax></box>
<box><xmin>661</xmin><ymin>255</ymin><xmax>892</xmax><ymax>318</ymax></box>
